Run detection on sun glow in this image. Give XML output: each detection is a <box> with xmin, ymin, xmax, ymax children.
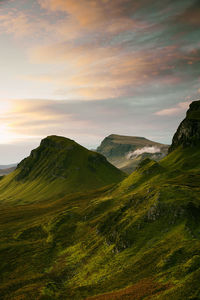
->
<box><xmin>0</xmin><ymin>123</ymin><xmax>27</xmax><ymax>144</ymax></box>
<box><xmin>0</xmin><ymin>100</ymin><xmax>19</xmax><ymax>144</ymax></box>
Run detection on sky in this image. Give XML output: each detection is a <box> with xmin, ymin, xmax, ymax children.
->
<box><xmin>0</xmin><ymin>0</ymin><xmax>200</xmax><ymax>164</ymax></box>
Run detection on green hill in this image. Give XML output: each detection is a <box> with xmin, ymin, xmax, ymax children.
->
<box><xmin>0</xmin><ymin>135</ymin><xmax>125</xmax><ymax>204</ymax></box>
<box><xmin>96</xmin><ymin>134</ymin><xmax>169</xmax><ymax>174</ymax></box>
<box><xmin>0</xmin><ymin>101</ymin><xmax>200</xmax><ymax>299</ymax></box>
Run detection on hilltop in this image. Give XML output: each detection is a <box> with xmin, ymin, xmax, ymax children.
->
<box><xmin>0</xmin><ymin>101</ymin><xmax>200</xmax><ymax>299</ymax></box>
<box><xmin>0</xmin><ymin>135</ymin><xmax>125</xmax><ymax>204</ymax></box>
<box><xmin>96</xmin><ymin>134</ymin><xmax>169</xmax><ymax>173</ymax></box>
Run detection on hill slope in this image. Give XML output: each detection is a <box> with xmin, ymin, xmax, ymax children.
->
<box><xmin>0</xmin><ymin>101</ymin><xmax>200</xmax><ymax>300</ymax></box>
<box><xmin>0</xmin><ymin>136</ymin><xmax>125</xmax><ymax>204</ymax></box>
<box><xmin>96</xmin><ymin>134</ymin><xmax>169</xmax><ymax>173</ymax></box>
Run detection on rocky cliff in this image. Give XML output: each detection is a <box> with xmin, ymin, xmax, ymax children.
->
<box><xmin>169</xmin><ymin>100</ymin><xmax>200</xmax><ymax>152</ymax></box>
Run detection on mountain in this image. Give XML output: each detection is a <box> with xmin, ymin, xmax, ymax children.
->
<box><xmin>0</xmin><ymin>135</ymin><xmax>125</xmax><ymax>204</ymax></box>
<box><xmin>169</xmin><ymin>100</ymin><xmax>200</xmax><ymax>152</ymax></box>
<box><xmin>0</xmin><ymin>101</ymin><xmax>200</xmax><ymax>300</ymax></box>
<box><xmin>96</xmin><ymin>134</ymin><xmax>169</xmax><ymax>173</ymax></box>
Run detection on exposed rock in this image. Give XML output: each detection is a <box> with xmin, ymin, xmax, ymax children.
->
<box><xmin>169</xmin><ymin>100</ymin><xmax>200</xmax><ymax>152</ymax></box>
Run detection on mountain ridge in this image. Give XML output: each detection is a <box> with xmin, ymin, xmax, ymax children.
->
<box><xmin>0</xmin><ymin>101</ymin><xmax>200</xmax><ymax>299</ymax></box>
<box><xmin>97</xmin><ymin>134</ymin><xmax>169</xmax><ymax>174</ymax></box>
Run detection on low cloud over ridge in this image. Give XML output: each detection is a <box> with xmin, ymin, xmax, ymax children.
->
<box><xmin>127</xmin><ymin>146</ymin><xmax>161</xmax><ymax>159</ymax></box>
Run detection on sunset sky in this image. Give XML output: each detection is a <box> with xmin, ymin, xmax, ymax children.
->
<box><xmin>0</xmin><ymin>0</ymin><xmax>200</xmax><ymax>164</ymax></box>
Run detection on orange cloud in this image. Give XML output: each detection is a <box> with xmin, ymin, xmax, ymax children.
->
<box><xmin>1</xmin><ymin>99</ymin><xmax>92</xmax><ymax>142</ymax></box>
<box><xmin>1</xmin><ymin>0</ymin><xmax>196</xmax><ymax>101</ymax></box>
<box><xmin>38</xmin><ymin>0</ymin><xmax>148</xmax><ymax>33</ymax></box>
<box><xmin>28</xmin><ymin>41</ymin><xmax>188</xmax><ymax>100</ymax></box>
<box><xmin>0</xmin><ymin>12</ymin><xmax>34</xmax><ymax>38</ymax></box>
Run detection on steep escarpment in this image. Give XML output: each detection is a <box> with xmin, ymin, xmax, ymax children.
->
<box><xmin>169</xmin><ymin>100</ymin><xmax>200</xmax><ymax>152</ymax></box>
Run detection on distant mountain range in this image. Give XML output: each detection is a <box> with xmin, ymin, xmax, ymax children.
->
<box><xmin>0</xmin><ymin>166</ymin><xmax>16</xmax><ymax>176</ymax></box>
<box><xmin>96</xmin><ymin>134</ymin><xmax>169</xmax><ymax>173</ymax></box>
<box><xmin>0</xmin><ymin>164</ymin><xmax>17</xmax><ymax>169</ymax></box>
<box><xmin>0</xmin><ymin>100</ymin><xmax>200</xmax><ymax>299</ymax></box>
<box><xmin>0</xmin><ymin>164</ymin><xmax>17</xmax><ymax>176</ymax></box>
<box><xmin>0</xmin><ymin>135</ymin><xmax>169</xmax><ymax>177</ymax></box>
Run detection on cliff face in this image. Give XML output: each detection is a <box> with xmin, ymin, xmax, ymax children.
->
<box><xmin>169</xmin><ymin>100</ymin><xmax>200</xmax><ymax>152</ymax></box>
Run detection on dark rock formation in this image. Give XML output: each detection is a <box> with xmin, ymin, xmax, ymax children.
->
<box><xmin>169</xmin><ymin>100</ymin><xmax>200</xmax><ymax>152</ymax></box>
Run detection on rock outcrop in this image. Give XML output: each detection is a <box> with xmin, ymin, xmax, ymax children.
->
<box><xmin>169</xmin><ymin>100</ymin><xmax>200</xmax><ymax>152</ymax></box>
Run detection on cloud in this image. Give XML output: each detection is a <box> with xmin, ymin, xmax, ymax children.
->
<box><xmin>29</xmin><ymin>41</ymin><xmax>200</xmax><ymax>100</ymax></box>
<box><xmin>1</xmin><ymin>93</ymin><xmax>192</xmax><ymax>145</ymax></box>
<box><xmin>1</xmin><ymin>0</ymin><xmax>200</xmax><ymax>101</ymax></box>
<box><xmin>37</xmin><ymin>0</ymin><xmax>146</xmax><ymax>31</ymax></box>
<box><xmin>155</xmin><ymin>101</ymin><xmax>191</xmax><ymax>116</ymax></box>
<box><xmin>0</xmin><ymin>0</ymin><xmax>200</xmax><ymax>164</ymax></box>
<box><xmin>0</xmin><ymin>12</ymin><xmax>34</xmax><ymax>38</ymax></box>
<box><xmin>177</xmin><ymin>1</ymin><xmax>200</xmax><ymax>25</ymax></box>
<box><xmin>127</xmin><ymin>146</ymin><xmax>161</xmax><ymax>158</ymax></box>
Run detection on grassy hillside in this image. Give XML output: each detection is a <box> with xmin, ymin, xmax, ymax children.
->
<box><xmin>0</xmin><ymin>136</ymin><xmax>125</xmax><ymax>204</ymax></box>
<box><xmin>96</xmin><ymin>134</ymin><xmax>169</xmax><ymax>174</ymax></box>
<box><xmin>0</xmin><ymin>144</ymin><xmax>200</xmax><ymax>299</ymax></box>
<box><xmin>0</xmin><ymin>102</ymin><xmax>200</xmax><ymax>299</ymax></box>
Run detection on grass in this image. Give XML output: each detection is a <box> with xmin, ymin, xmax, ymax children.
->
<box><xmin>0</xmin><ymin>138</ymin><xmax>200</xmax><ymax>299</ymax></box>
<box><xmin>0</xmin><ymin>136</ymin><xmax>125</xmax><ymax>205</ymax></box>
